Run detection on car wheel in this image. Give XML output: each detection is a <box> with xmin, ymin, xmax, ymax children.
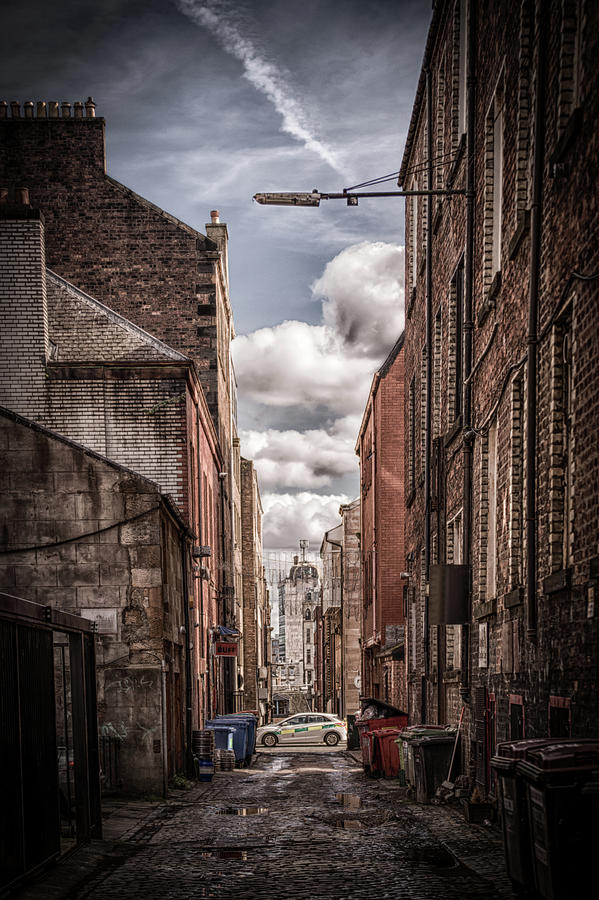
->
<box><xmin>324</xmin><ymin>731</ymin><xmax>340</xmax><ymax>746</ymax></box>
<box><xmin>262</xmin><ymin>732</ymin><xmax>278</xmax><ymax>747</ymax></box>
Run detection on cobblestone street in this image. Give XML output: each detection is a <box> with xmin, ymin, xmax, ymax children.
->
<box><xmin>17</xmin><ymin>750</ymin><xmax>518</xmax><ymax>900</ymax></box>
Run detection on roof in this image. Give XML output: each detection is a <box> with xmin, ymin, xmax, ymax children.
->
<box><xmin>355</xmin><ymin>331</ymin><xmax>405</xmax><ymax>451</ymax></box>
<box><xmin>398</xmin><ymin>2</ymin><xmax>443</xmax><ymax>186</ymax></box>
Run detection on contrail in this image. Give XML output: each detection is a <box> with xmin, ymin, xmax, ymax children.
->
<box><xmin>177</xmin><ymin>0</ymin><xmax>349</xmax><ymax>177</ymax></box>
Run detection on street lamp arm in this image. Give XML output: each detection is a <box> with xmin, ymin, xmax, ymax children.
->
<box><xmin>253</xmin><ymin>188</ymin><xmax>465</xmax><ymax>207</ymax></box>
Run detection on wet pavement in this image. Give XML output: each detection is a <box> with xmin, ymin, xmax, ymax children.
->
<box><xmin>14</xmin><ymin>750</ymin><xmax>518</xmax><ymax>899</ymax></box>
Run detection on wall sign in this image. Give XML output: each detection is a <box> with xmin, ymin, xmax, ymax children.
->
<box><xmin>215</xmin><ymin>641</ymin><xmax>238</xmax><ymax>657</ymax></box>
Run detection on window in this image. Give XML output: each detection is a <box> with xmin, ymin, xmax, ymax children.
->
<box><xmin>486</xmin><ymin>419</ymin><xmax>498</xmax><ymax>601</ymax></box>
<box><xmin>408</xmin><ymin>376</ymin><xmax>416</xmax><ymax>492</ymax></box>
<box><xmin>446</xmin><ymin>512</ymin><xmax>462</xmax><ymax>671</ymax></box>
<box><xmin>420</xmin><ymin>346</ymin><xmax>427</xmax><ymax>474</ymax></box>
<box><xmin>509</xmin><ymin>695</ymin><xmax>524</xmax><ymax>740</ymax></box>
<box><xmin>452</xmin><ymin>0</ymin><xmax>468</xmax><ymax>148</ymax></box>
<box><xmin>434</xmin><ymin>308</ymin><xmax>442</xmax><ymax>438</ymax></box>
<box><xmin>449</xmin><ymin>259</ymin><xmax>464</xmax><ymax>424</ymax></box>
<box><xmin>435</xmin><ymin>62</ymin><xmax>446</xmax><ymax>201</ymax></box>
<box><xmin>306</xmin><ymin>648</ymin><xmax>311</xmax><ymax>665</ymax></box>
<box><xmin>509</xmin><ymin>374</ymin><xmax>525</xmax><ymax>588</ymax></box>
<box><xmin>549</xmin><ymin>306</ymin><xmax>574</xmax><ymax>571</ymax></box>
<box><xmin>484</xmin><ymin>77</ymin><xmax>505</xmax><ymax>291</ymax></box>
<box><xmin>306</xmin><ymin>628</ymin><xmax>311</xmax><ymax>644</ymax></box>
<box><xmin>557</xmin><ymin>0</ymin><xmax>582</xmax><ymax>136</ymax></box>
<box><xmin>514</xmin><ymin>0</ymin><xmax>533</xmax><ymax>227</ymax></box>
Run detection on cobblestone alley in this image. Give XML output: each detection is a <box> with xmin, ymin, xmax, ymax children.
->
<box><xmin>16</xmin><ymin>749</ymin><xmax>518</xmax><ymax>900</ymax></box>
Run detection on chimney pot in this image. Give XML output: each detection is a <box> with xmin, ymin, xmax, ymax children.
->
<box><xmin>24</xmin><ymin>101</ymin><xmax>34</xmax><ymax>118</ymax></box>
<box><xmin>0</xmin><ymin>101</ymin><xmax>7</xmax><ymax>119</ymax></box>
<box><xmin>210</xmin><ymin>210</ymin><xmax>220</xmax><ymax>223</ymax></box>
<box><xmin>16</xmin><ymin>188</ymin><xmax>30</xmax><ymax>206</ymax></box>
<box><xmin>49</xmin><ymin>101</ymin><xmax>59</xmax><ymax>118</ymax></box>
<box><xmin>85</xmin><ymin>97</ymin><xmax>96</xmax><ymax>117</ymax></box>
<box><xmin>36</xmin><ymin>101</ymin><xmax>47</xmax><ymax>118</ymax></box>
<box><xmin>61</xmin><ymin>101</ymin><xmax>71</xmax><ymax>118</ymax></box>
<box><xmin>73</xmin><ymin>101</ymin><xmax>84</xmax><ymax>118</ymax></box>
<box><xmin>10</xmin><ymin>101</ymin><xmax>21</xmax><ymax>118</ymax></box>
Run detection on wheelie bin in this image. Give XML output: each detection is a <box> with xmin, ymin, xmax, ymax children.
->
<box><xmin>372</xmin><ymin>728</ymin><xmax>403</xmax><ymax>778</ymax></box>
<box><xmin>411</xmin><ymin>733</ymin><xmax>456</xmax><ymax>803</ymax></box>
<box><xmin>357</xmin><ymin>713</ymin><xmax>408</xmax><ymax>773</ymax></box>
<box><xmin>491</xmin><ymin>738</ymin><xmax>556</xmax><ymax>893</ymax></box>
<box><xmin>397</xmin><ymin>726</ymin><xmax>450</xmax><ymax>786</ymax></box>
<box><xmin>206</xmin><ymin>725</ymin><xmax>236</xmax><ymax>752</ymax></box>
<box><xmin>518</xmin><ymin>740</ymin><xmax>599</xmax><ymax>900</ymax></box>
<box><xmin>217</xmin><ymin>713</ymin><xmax>257</xmax><ymax>757</ymax></box>
<box><xmin>206</xmin><ymin>718</ymin><xmax>248</xmax><ymax>766</ymax></box>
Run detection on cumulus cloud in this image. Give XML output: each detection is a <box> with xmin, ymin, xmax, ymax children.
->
<box><xmin>313</xmin><ymin>241</ymin><xmax>405</xmax><ymax>357</ymax></box>
<box><xmin>233</xmin><ymin>321</ymin><xmax>375</xmax><ymax>417</ymax></box>
<box><xmin>177</xmin><ymin>0</ymin><xmax>349</xmax><ymax>176</ymax></box>
<box><xmin>240</xmin><ymin>414</ymin><xmax>361</xmax><ymax>490</ymax></box>
<box><xmin>261</xmin><ymin>491</ymin><xmax>352</xmax><ymax>550</ymax></box>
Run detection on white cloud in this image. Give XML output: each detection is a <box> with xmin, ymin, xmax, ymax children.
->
<box><xmin>240</xmin><ymin>414</ymin><xmax>361</xmax><ymax>490</ymax></box>
<box><xmin>177</xmin><ymin>0</ymin><xmax>350</xmax><ymax>177</ymax></box>
<box><xmin>261</xmin><ymin>491</ymin><xmax>351</xmax><ymax>550</ymax></box>
<box><xmin>233</xmin><ymin>320</ymin><xmax>374</xmax><ymax>417</ymax></box>
<box><xmin>313</xmin><ymin>241</ymin><xmax>405</xmax><ymax>357</ymax></box>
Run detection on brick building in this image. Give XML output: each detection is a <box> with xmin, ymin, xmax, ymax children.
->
<box><xmin>240</xmin><ymin>458</ymin><xmax>271</xmax><ymax>722</ymax></box>
<box><xmin>0</xmin><ymin>407</ymin><xmax>188</xmax><ymax>795</ymax></box>
<box><xmin>401</xmin><ymin>0</ymin><xmax>599</xmax><ymax>794</ymax></box>
<box><xmin>0</xmin><ymin>100</ymin><xmax>242</xmax><ymax>696</ymax></box>
<box><xmin>318</xmin><ymin>499</ymin><xmax>361</xmax><ymax>717</ymax></box>
<box><xmin>356</xmin><ymin>335</ymin><xmax>407</xmax><ymax>711</ymax></box>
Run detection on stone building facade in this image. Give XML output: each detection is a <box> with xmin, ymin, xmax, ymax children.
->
<box><xmin>0</xmin><ymin>407</ymin><xmax>188</xmax><ymax>795</ymax></box>
<box><xmin>356</xmin><ymin>335</ymin><xmax>407</xmax><ymax>711</ymax></box>
<box><xmin>240</xmin><ymin>458</ymin><xmax>271</xmax><ymax>722</ymax></box>
<box><xmin>0</xmin><ymin>101</ymin><xmax>241</xmax><ymax>694</ymax></box>
<box><xmin>277</xmin><ymin>554</ymin><xmax>319</xmax><ymax>709</ymax></box>
<box><xmin>401</xmin><ymin>0</ymin><xmax>599</xmax><ymax>794</ymax></box>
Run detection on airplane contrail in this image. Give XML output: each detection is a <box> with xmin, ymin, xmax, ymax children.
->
<box><xmin>177</xmin><ymin>0</ymin><xmax>349</xmax><ymax>177</ymax></box>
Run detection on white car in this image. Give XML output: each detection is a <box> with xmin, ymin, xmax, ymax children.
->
<box><xmin>257</xmin><ymin>713</ymin><xmax>347</xmax><ymax>747</ymax></box>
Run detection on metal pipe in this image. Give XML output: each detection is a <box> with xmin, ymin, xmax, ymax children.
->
<box><xmin>423</xmin><ymin>68</ymin><xmax>434</xmax><ymax>715</ymax></box>
<box><xmin>461</xmin><ymin>0</ymin><xmax>477</xmax><ymax>701</ymax></box>
<box><xmin>526</xmin><ymin>1</ymin><xmax>547</xmax><ymax>641</ymax></box>
<box><xmin>160</xmin><ymin>659</ymin><xmax>168</xmax><ymax>798</ymax></box>
<box><xmin>180</xmin><ymin>534</ymin><xmax>194</xmax><ymax>777</ymax></box>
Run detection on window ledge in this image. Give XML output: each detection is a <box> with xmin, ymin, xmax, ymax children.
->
<box><xmin>543</xmin><ymin>569</ymin><xmax>571</xmax><ymax>595</ymax></box>
<box><xmin>474</xmin><ymin>598</ymin><xmax>496</xmax><ymax>619</ymax></box>
<box><xmin>478</xmin><ymin>271</ymin><xmax>501</xmax><ymax>326</ymax></box>
<box><xmin>447</xmin><ymin>134</ymin><xmax>466</xmax><ymax>188</ymax></box>
<box><xmin>505</xmin><ymin>587</ymin><xmax>524</xmax><ymax>609</ymax></box>
<box><xmin>508</xmin><ymin>211</ymin><xmax>530</xmax><ymax>260</ymax></box>
<box><xmin>550</xmin><ymin>107</ymin><xmax>583</xmax><ymax>178</ymax></box>
<box><xmin>444</xmin><ymin>417</ymin><xmax>463</xmax><ymax>448</ymax></box>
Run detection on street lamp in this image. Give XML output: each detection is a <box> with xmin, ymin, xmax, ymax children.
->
<box><xmin>253</xmin><ymin>187</ymin><xmax>464</xmax><ymax>207</ymax></box>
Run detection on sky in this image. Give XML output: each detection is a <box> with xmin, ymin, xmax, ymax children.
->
<box><xmin>0</xmin><ymin>0</ymin><xmax>430</xmax><ymax>564</ymax></box>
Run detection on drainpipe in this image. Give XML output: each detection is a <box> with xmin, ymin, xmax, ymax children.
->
<box><xmin>423</xmin><ymin>67</ymin><xmax>434</xmax><ymax>712</ymax></box>
<box><xmin>461</xmin><ymin>0</ymin><xmax>477</xmax><ymax>701</ymax></box>
<box><xmin>526</xmin><ymin>3</ymin><xmax>547</xmax><ymax>641</ymax></box>
<box><xmin>196</xmin><ymin>416</ymin><xmax>207</xmax><ymax>726</ymax></box>
<box><xmin>180</xmin><ymin>534</ymin><xmax>194</xmax><ymax>777</ymax></box>
<box><xmin>160</xmin><ymin>659</ymin><xmax>169</xmax><ymax>797</ymax></box>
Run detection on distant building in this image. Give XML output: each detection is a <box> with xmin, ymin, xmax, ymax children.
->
<box><xmin>277</xmin><ymin>551</ymin><xmax>319</xmax><ymax>708</ymax></box>
<box><xmin>356</xmin><ymin>334</ymin><xmax>407</xmax><ymax>710</ymax></box>
<box><xmin>318</xmin><ymin>501</ymin><xmax>361</xmax><ymax>716</ymax></box>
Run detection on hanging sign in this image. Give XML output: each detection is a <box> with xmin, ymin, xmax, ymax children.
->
<box><xmin>215</xmin><ymin>641</ymin><xmax>238</xmax><ymax>657</ymax></box>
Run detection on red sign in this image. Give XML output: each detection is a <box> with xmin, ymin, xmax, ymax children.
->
<box><xmin>215</xmin><ymin>641</ymin><xmax>238</xmax><ymax>657</ymax></box>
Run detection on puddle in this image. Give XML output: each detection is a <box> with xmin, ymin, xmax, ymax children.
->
<box><xmin>335</xmin><ymin>793</ymin><xmax>362</xmax><ymax>809</ymax></box>
<box><xmin>200</xmin><ymin>849</ymin><xmax>248</xmax><ymax>860</ymax></box>
<box><xmin>335</xmin><ymin>819</ymin><xmax>362</xmax><ymax>830</ymax></box>
<box><xmin>217</xmin><ymin>807</ymin><xmax>268</xmax><ymax>816</ymax></box>
<box><xmin>408</xmin><ymin>847</ymin><xmax>458</xmax><ymax>868</ymax></box>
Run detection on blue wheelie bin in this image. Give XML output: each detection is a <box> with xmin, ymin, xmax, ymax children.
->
<box><xmin>218</xmin><ymin>713</ymin><xmax>257</xmax><ymax>758</ymax></box>
<box><xmin>206</xmin><ymin>725</ymin><xmax>236</xmax><ymax>752</ymax></box>
<box><xmin>206</xmin><ymin>718</ymin><xmax>248</xmax><ymax>765</ymax></box>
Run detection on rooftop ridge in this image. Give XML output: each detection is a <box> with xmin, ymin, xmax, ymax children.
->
<box><xmin>0</xmin><ymin>98</ymin><xmax>98</xmax><ymax>119</ymax></box>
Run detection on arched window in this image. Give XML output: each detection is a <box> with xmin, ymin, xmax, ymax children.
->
<box><xmin>304</xmin><ymin>608</ymin><xmax>311</xmax><ymax>620</ymax></box>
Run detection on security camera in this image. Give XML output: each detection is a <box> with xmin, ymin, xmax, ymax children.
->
<box><xmin>401</xmin><ymin>572</ymin><xmax>410</xmax><ymax>580</ymax></box>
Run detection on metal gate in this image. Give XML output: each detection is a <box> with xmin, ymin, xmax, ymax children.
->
<box><xmin>0</xmin><ymin>593</ymin><xmax>101</xmax><ymax>893</ymax></box>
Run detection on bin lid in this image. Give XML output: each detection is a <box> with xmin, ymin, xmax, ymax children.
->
<box><xmin>357</xmin><ymin>698</ymin><xmax>408</xmax><ymax>719</ymax></box>
<box><xmin>524</xmin><ymin>740</ymin><xmax>599</xmax><ymax>771</ymax></box>
<box><xmin>399</xmin><ymin>726</ymin><xmax>453</xmax><ymax>741</ymax></box>
<box><xmin>205</xmin><ymin>724</ymin><xmax>236</xmax><ymax>732</ymax></box>
<box><xmin>410</xmin><ymin>733</ymin><xmax>455</xmax><ymax>746</ymax></box>
<box><xmin>494</xmin><ymin>738</ymin><xmax>556</xmax><ymax>760</ymax></box>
